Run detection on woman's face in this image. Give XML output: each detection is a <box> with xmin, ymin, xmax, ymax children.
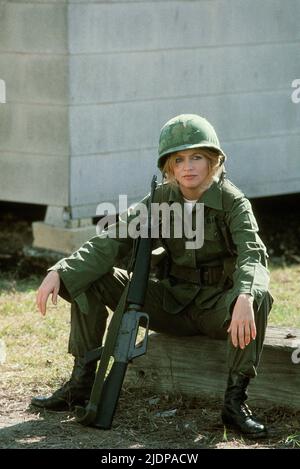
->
<box><xmin>171</xmin><ymin>148</ymin><xmax>209</xmax><ymax>197</ymax></box>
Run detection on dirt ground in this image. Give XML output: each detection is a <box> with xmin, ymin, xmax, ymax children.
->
<box><xmin>0</xmin><ymin>197</ymin><xmax>300</xmax><ymax>451</ymax></box>
<box><xmin>0</xmin><ymin>380</ymin><xmax>300</xmax><ymax>450</ymax></box>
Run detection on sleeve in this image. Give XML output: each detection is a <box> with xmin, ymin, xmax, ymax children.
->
<box><xmin>224</xmin><ymin>196</ymin><xmax>270</xmax><ymax>313</ymax></box>
<box><xmin>49</xmin><ymin>193</ymin><xmax>151</xmax><ymax>302</ymax></box>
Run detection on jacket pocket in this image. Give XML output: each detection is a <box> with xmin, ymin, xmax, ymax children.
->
<box><xmin>204</xmin><ymin>217</ymin><xmax>222</xmax><ymax>241</ymax></box>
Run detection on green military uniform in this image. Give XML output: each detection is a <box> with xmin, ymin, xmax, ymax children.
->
<box><xmin>33</xmin><ymin>114</ymin><xmax>273</xmax><ymax>437</ymax></box>
<box><xmin>51</xmin><ymin>175</ymin><xmax>273</xmax><ymax>379</ymax></box>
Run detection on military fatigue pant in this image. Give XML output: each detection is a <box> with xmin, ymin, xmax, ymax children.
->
<box><xmin>66</xmin><ymin>267</ymin><xmax>273</xmax><ymax>379</ymax></box>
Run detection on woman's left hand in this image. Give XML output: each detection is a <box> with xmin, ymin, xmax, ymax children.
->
<box><xmin>227</xmin><ymin>294</ymin><xmax>256</xmax><ymax>349</ymax></box>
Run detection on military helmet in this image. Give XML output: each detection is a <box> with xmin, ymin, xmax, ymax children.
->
<box><xmin>157</xmin><ymin>114</ymin><xmax>226</xmax><ymax>171</ymax></box>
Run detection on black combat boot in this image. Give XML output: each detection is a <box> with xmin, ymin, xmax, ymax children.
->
<box><xmin>31</xmin><ymin>357</ymin><xmax>96</xmax><ymax>411</ymax></box>
<box><xmin>221</xmin><ymin>371</ymin><xmax>268</xmax><ymax>439</ymax></box>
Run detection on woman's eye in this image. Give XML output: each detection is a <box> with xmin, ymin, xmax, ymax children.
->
<box><xmin>175</xmin><ymin>157</ymin><xmax>183</xmax><ymax>164</ymax></box>
<box><xmin>192</xmin><ymin>155</ymin><xmax>203</xmax><ymax>160</ymax></box>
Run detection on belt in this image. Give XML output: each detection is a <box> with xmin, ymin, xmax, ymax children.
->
<box><xmin>169</xmin><ymin>263</ymin><xmax>224</xmax><ymax>286</ymax></box>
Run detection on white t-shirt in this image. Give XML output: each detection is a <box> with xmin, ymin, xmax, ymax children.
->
<box><xmin>183</xmin><ymin>197</ymin><xmax>198</xmax><ymax>215</ymax></box>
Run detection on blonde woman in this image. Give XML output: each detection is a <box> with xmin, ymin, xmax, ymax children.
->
<box><xmin>33</xmin><ymin>114</ymin><xmax>273</xmax><ymax>439</ymax></box>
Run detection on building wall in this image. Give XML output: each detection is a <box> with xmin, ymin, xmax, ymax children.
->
<box><xmin>68</xmin><ymin>0</ymin><xmax>300</xmax><ymax>217</ymax></box>
<box><xmin>0</xmin><ymin>0</ymin><xmax>69</xmax><ymax>206</ymax></box>
<box><xmin>0</xmin><ymin>0</ymin><xmax>299</xmax><ymax>218</ymax></box>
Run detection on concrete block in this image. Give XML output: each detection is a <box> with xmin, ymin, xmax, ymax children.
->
<box><xmin>32</xmin><ymin>221</ymin><xmax>97</xmax><ymax>254</ymax></box>
<box><xmin>44</xmin><ymin>205</ymin><xmax>93</xmax><ymax>227</ymax></box>
<box><xmin>44</xmin><ymin>206</ymin><xmax>70</xmax><ymax>227</ymax></box>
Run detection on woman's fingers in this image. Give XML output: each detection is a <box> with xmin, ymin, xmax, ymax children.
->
<box><xmin>250</xmin><ymin>319</ymin><xmax>257</xmax><ymax>340</ymax></box>
<box><xmin>52</xmin><ymin>285</ymin><xmax>59</xmax><ymax>305</ymax></box>
<box><xmin>228</xmin><ymin>320</ymin><xmax>255</xmax><ymax>349</ymax></box>
<box><xmin>238</xmin><ymin>323</ymin><xmax>246</xmax><ymax>349</ymax></box>
<box><xmin>228</xmin><ymin>321</ymin><xmax>238</xmax><ymax>348</ymax></box>
<box><xmin>37</xmin><ymin>289</ymin><xmax>48</xmax><ymax>316</ymax></box>
<box><xmin>36</xmin><ymin>272</ymin><xmax>60</xmax><ymax>316</ymax></box>
<box><xmin>244</xmin><ymin>322</ymin><xmax>251</xmax><ymax>346</ymax></box>
<box><xmin>40</xmin><ymin>292</ymin><xmax>47</xmax><ymax>316</ymax></box>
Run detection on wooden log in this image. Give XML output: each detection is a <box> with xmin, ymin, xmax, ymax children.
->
<box><xmin>125</xmin><ymin>326</ymin><xmax>300</xmax><ymax>409</ymax></box>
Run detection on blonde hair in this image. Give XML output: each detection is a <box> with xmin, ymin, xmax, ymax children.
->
<box><xmin>162</xmin><ymin>148</ymin><xmax>224</xmax><ymax>191</ymax></box>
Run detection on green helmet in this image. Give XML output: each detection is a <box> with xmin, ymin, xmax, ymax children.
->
<box><xmin>157</xmin><ymin>114</ymin><xmax>226</xmax><ymax>171</ymax></box>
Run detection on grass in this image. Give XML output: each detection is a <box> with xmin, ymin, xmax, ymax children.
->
<box><xmin>284</xmin><ymin>433</ymin><xmax>300</xmax><ymax>448</ymax></box>
<box><xmin>0</xmin><ymin>261</ymin><xmax>299</xmax><ymax>449</ymax></box>
<box><xmin>0</xmin><ymin>258</ymin><xmax>299</xmax><ymax>391</ymax></box>
<box><xmin>0</xmin><ymin>274</ymin><xmax>73</xmax><ymax>390</ymax></box>
<box><xmin>268</xmin><ymin>261</ymin><xmax>300</xmax><ymax>328</ymax></box>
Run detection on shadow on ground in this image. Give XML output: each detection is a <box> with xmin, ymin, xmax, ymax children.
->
<box><xmin>0</xmin><ymin>388</ymin><xmax>298</xmax><ymax>449</ymax></box>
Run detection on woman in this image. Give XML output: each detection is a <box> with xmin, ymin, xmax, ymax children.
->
<box><xmin>32</xmin><ymin>114</ymin><xmax>273</xmax><ymax>439</ymax></box>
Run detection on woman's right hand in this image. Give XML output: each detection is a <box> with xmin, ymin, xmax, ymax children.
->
<box><xmin>36</xmin><ymin>271</ymin><xmax>60</xmax><ymax>316</ymax></box>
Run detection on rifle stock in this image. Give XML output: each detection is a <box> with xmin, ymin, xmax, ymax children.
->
<box><xmin>93</xmin><ymin>310</ymin><xmax>149</xmax><ymax>429</ymax></box>
<box><xmin>94</xmin><ymin>361</ymin><xmax>127</xmax><ymax>429</ymax></box>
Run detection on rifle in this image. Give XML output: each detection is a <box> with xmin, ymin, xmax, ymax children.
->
<box><xmin>75</xmin><ymin>175</ymin><xmax>157</xmax><ymax>429</ymax></box>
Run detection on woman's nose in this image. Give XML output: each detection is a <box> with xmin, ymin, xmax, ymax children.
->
<box><xmin>183</xmin><ymin>159</ymin><xmax>193</xmax><ymax>170</ymax></box>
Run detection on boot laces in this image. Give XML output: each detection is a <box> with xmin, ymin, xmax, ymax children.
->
<box><xmin>241</xmin><ymin>403</ymin><xmax>252</xmax><ymax>418</ymax></box>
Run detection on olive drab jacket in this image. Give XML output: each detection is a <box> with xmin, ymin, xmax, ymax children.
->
<box><xmin>51</xmin><ymin>176</ymin><xmax>271</xmax><ymax>321</ymax></box>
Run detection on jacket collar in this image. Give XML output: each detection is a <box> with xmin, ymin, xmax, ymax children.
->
<box><xmin>167</xmin><ymin>177</ymin><xmax>223</xmax><ymax>210</ymax></box>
